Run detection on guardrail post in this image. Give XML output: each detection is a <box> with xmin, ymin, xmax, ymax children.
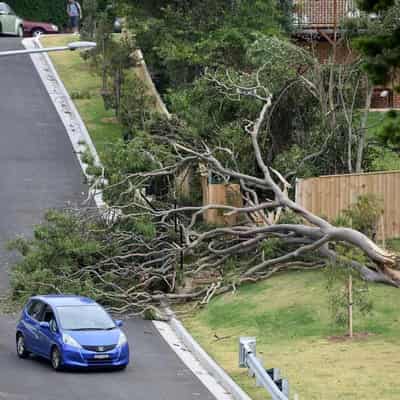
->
<box><xmin>282</xmin><ymin>379</ymin><xmax>290</xmax><ymax>397</ymax></box>
<box><xmin>239</xmin><ymin>337</ymin><xmax>256</xmax><ymax>368</ymax></box>
<box><xmin>267</xmin><ymin>368</ymin><xmax>280</xmax><ymax>381</ymax></box>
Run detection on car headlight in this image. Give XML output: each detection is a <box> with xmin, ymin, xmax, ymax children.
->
<box><xmin>51</xmin><ymin>25</ymin><xmax>58</xmax><ymax>31</ymax></box>
<box><xmin>118</xmin><ymin>332</ymin><xmax>127</xmax><ymax>347</ymax></box>
<box><xmin>62</xmin><ymin>333</ymin><xmax>82</xmax><ymax>349</ymax></box>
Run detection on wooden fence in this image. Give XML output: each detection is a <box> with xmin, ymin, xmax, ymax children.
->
<box><xmin>296</xmin><ymin>170</ymin><xmax>400</xmax><ymax>239</ymax></box>
<box><xmin>201</xmin><ymin>177</ymin><xmax>243</xmax><ymax>225</ymax></box>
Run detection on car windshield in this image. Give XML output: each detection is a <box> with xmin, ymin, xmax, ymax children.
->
<box><xmin>56</xmin><ymin>305</ymin><xmax>115</xmax><ymax>331</ymax></box>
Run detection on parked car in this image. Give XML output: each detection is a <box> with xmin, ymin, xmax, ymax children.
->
<box><xmin>23</xmin><ymin>20</ymin><xmax>59</xmax><ymax>37</ymax></box>
<box><xmin>16</xmin><ymin>295</ymin><xmax>130</xmax><ymax>371</ymax></box>
<box><xmin>0</xmin><ymin>2</ymin><xmax>23</xmax><ymax>37</ymax></box>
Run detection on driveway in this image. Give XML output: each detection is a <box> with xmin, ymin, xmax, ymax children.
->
<box><xmin>0</xmin><ymin>37</ymin><xmax>215</xmax><ymax>400</ymax></box>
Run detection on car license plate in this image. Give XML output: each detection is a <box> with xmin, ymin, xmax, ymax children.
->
<box><xmin>94</xmin><ymin>354</ymin><xmax>109</xmax><ymax>360</ymax></box>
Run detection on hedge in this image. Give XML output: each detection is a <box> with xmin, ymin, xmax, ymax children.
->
<box><xmin>7</xmin><ymin>0</ymin><xmax>69</xmax><ymax>29</ymax></box>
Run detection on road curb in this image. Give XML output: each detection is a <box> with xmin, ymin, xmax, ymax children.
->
<box><xmin>166</xmin><ymin>312</ymin><xmax>252</xmax><ymax>400</ymax></box>
<box><xmin>22</xmin><ymin>35</ymin><xmax>106</xmax><ymax>210</ymax></box>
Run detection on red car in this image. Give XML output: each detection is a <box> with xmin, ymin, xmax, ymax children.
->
<box><xmin>23</xmin><ymin>20</ymin><xmax>59</xmax><ymax>37</ymax></box>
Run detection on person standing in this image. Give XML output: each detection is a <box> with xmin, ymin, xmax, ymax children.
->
<box><xmin>67</xmin><ymin>0</ymin><xmax>82</xmax><ymax>34</ymax></box>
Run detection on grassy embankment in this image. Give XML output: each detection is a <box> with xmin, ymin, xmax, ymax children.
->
<box><xmin>41</xmin><ymin>35</ymin><xmax>122</xmax><ymax>156</ymax></box>
<box><xmin>180</xmin><ymin>269</ymin><xmax>400</xmax><ymax>400</ymax></box>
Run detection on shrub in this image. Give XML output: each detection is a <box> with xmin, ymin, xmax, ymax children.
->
<box><xmin>333</xmin><ymin>194</ymin><xmax>384</xmax><ymax>240</ymax></box>
<box><xmin>8</xmin><ymin>0</ymin><xmax>68</xmax><ymax>29</ymax></box>
<box><xmin>8</xmin><ymin>210</ymin><xmax>113</xmax><ymax>305</ymax></box>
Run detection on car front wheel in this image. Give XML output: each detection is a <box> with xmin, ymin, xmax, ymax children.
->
<box><xmin>16</xmin><ymin>334</ymin><xmax>29</xmax><ymax>359</ymax></box>
<box><xmin>51</xmin><ymin>347</ymin><xmax>62</xmax><ymax>371</ymax></box>
<box><xmin>32</xmin><ymin>29</ymin><xmax>44</xmax><ymax>37</ymax></box>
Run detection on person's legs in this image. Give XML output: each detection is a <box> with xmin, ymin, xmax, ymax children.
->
<box><xmin>70</xmin><ymin>16</ymin><xmax>78</xmax><ymax>34</ymax></box>
<box><xmin>75</xmin><ymin>17</ymin><xmax>80</xmax><ymax>34</ymax></box>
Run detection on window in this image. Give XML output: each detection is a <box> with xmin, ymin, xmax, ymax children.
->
<box><xmin>56</xmin><ymin>305</ymin><xmax>115</xmax><ymax>331</ymax></box>
<box><xmin>0</xmin><ymin>3</ymin><xmax>10</xmax><ymax>13</ymax></box>
<box><xmin>39</xmin><ymin>304</ymin><xmax>58</xmax><ymax>332</ymax></box>
<box><xmin>40</xmin><ymin>305</ymin><xmax>55</xmax><ymax>323</ymax></box>
<box><xmin>27</xmin><ymin>301</ymin><xmax>44</xmax><ymax>321</ymax></box>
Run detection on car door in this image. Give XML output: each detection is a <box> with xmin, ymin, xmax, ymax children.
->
<box><xmin>37</xmin><ymin>305</ymin><xmax>59</xmax><ymax>358</ymax></box>
<box><xmin>0</xmin><ymin>3</ymin><xmax>16</xmax><ymax>34</ymax></box>
<box><xmin>24</xmin><ymin>300</ymin><xmax>45</xmax><ymax>354</ymax></box>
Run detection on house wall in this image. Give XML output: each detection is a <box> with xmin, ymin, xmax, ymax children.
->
<box><xmin>370</xmin><ymin>88</ymin><xmax>400</xmax><ymax>109</ymax></box>
<box><xmin>298</xmin><ymin>41</ymin><xmax>400</xmax><ymax>109</ymax></box>
<box><xmin>309</xmin><ymin>41</ymin><xmax>356</xmax><ymax>64</ymax></box>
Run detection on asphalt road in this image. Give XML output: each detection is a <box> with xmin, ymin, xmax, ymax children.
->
<box><xmin>0</xmin><ymin>37</ymin><xmax>215</xmax><ymax>400</ymax></box>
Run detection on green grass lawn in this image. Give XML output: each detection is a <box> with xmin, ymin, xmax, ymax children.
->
<box><xmin>41</xmin><ymin>35</ymin><xmax>122</xmax><ymax>157</ymax></box>
<box><xmin>180</xmin><ymin>270</ymin><xmax>400</xmax><ymax>400</ymax></box>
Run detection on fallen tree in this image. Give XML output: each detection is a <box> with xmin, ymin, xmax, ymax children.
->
<box><xmin>9</xmin><ymin>68</ymin><xmax>400</xmax><ymax>317</ymax></box>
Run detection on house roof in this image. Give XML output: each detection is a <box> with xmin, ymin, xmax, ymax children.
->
<box><xmin>293</xmin><ymin>0</ymin><xmax>358</xmax><ymax>28</ymax></box>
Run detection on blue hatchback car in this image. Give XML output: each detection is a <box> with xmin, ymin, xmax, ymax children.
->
<box><xmin>16</xmin><ymin>295</ymin><xmax>130</xmax><ymax>370</ymax></box>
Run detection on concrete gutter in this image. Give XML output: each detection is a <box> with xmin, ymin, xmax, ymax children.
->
<box><xmin>165</xmin><ymin>310</ymin><xmax>253</xmax><ymax>400</ymax></box>
<box><xmin>23</xmin><ymin>35</ymin><xmax>106</xmax><ymax>210</ymax></box>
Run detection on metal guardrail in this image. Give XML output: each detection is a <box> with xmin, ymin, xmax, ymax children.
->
<box><xmin>239</xmin><ymin>337</ymin><xmax>298</xmax><ymax>400</ymax></box>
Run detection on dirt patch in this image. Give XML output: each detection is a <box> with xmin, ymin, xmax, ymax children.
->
<box><xmin>328</xmin><ymin>332</ymin><xmax>375</xmax><ymax>342</ymax></box>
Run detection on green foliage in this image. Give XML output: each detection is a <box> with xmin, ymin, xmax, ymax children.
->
<box><xmin>278</xmin><ymin>210</ymin><xmax>304</xmax><ymax>225</ymax></box>
<box><xmin>8</xmin><ymin>210</ymin><xmax>114</xmax><ymax>305</ymax></box>
<box><xmin>70</xmin><ymin>89</ymin><xmax>92</xmax><ymax>100</ymax></box>
<box><xmin>126</xmin><ymin>0</ymin><xmax>290</xmax><ymax>91</ymax></box>
<box><xmin>369</xmin><ymin>146</ymin><xmax>400</xmax><ymax>171</ymax></box>
<box><xmin>84</xmin><ymin>13</ymin><xmax>137</xmax><ymax>117</ymax></box>
<box><xmin>375</xmin><ymin>110</ymin><xmax>400</xmax><ymax>150</ymax></box>
<box><xmin>333</xmin><ymin>194</ymin><xmax>384</xmax><ymax>239</ymax></box>
<box><xmin>7</xmin><ymin>0</ymin><xmax>67</xmax><ymax>28</ymax></box>
<box><xmin>133</xmin><ymin>215</ymin><xmax>156</xmax><ymax>240</ymax></box>
<box><xmin>358</xmin><ymin>0</ymin><xmax>395</xmax><ymax>12</ymax></box>
<box><xmin>119</xmin><ymin>76</ymin><xmax>157</xmax><ymax>132</ymax></box>
<box><xmin>354</xmin><ymin>3</ymin><xmax>400</xmax><ymax>84</ymax></box>
<box><xmin>260</xmin><ymin>238</ymin><xmax>283</xmax><ymax>260</ymax></box>
<box><xmin>101</xmin><ymin>130</ymin><xmax>173</xmax><ymax>205</ymax></box>
<box><xmin>80</xmin><ymin>0</ymin><xmax>100</xmax><ymax>40</ymax></box>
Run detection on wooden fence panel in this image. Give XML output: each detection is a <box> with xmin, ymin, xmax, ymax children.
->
<box><xmin>296</xmin><ymin>171</ymin><xmax>400</xmax><ymax>239</ymax></box>
<box><xmin>201</xmin><ymin>178</ymin><xmax>243</xmax><ymax>225</ymax></box>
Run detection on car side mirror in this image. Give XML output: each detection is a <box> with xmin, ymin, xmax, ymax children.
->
<box><xmin>39</xmin><ymin>321</ymin><xmax>50</xmax><ymax>330</ymax></box>
<box><xmin>115</xmin><ymin>320</ymin><xmax>123</xmax><ymax>327</ymax></box>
